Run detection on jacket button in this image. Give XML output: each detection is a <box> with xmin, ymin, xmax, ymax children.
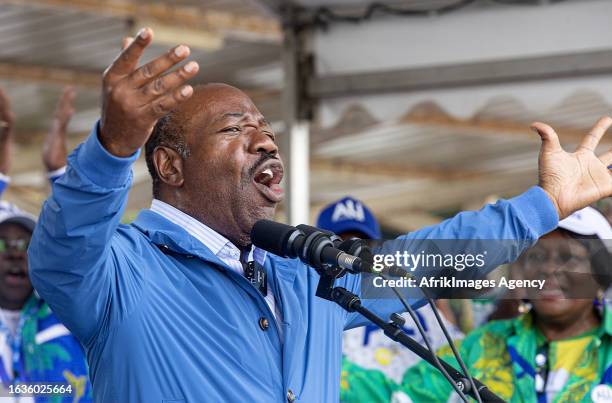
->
<box><xmin>287</xmin><ymin>389</ymin><xmax>296</xmax><ymax>402</ymax></box>
<box><xmin>258</xmin><ymin>317</ymin><xmax>269</xmax><ymax>331</ymax></box>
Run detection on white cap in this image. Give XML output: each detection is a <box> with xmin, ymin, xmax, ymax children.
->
<box><xmin>0</xmin><ymin>201</ymin><xmax>36</xmax><ymax>232</ymax></box>
<box><xmin>558</xmin><ymin>206</ymin><xmax>612</xmax><ymax>241</ymax></box>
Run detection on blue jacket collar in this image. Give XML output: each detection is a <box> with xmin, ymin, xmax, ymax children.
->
<box><xmin>131</xmin><ymin>209</ymin><xmax>224</xmax><ymax>266</ymax></box>
<box><xmin>131</xmin><ymin>209</ymin><xmax>299</xmax><ymax>285</ymax></box>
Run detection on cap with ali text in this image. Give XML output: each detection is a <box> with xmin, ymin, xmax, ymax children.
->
<box><xmin>316</xmin><ymin>196</ymin><xmax>381</xmax><ymax>239</ymax></box>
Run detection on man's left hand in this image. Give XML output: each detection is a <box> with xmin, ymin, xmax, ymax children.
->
<box><xmin>532</xmin><ymin>116</ymin><xmax>612</xmax><ymax>220</ymax></box>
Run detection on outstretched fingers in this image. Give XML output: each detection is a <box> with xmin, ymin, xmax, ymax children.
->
<box><xmin>98</xmin><ymin>27</ymin><xmax>198</xmax><ymax>157</ymax></box>
<box><xmin>139</xmin><ymin>60</ymin><xmax>199</xmax><ymax>104</ymax></box>
<box><xmin>579</xmin><ymin>116</ymin><xmax>612</xmax><ymax>152</ymax></box>
<box><xmin>105</xmin><ymin>28</ymin><xmax>153</xmax><ymax>80</ymax></box>
<box><xmin>129</xmin><ymin>45</ymin><xmax>192</xmax><ymax>90</ymax></box>
<box><xmin>144</xmin><ymin>85</ymin><xmax>194</xmax><ymax>120</ymax></box>
<box><xmin>530</xmin><ymin>122</ymin><xmax>563</xmax><ymax>153</ymax></box>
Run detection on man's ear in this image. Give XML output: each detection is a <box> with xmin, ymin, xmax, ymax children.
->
<box><xmin>153</xmin><ymin>146</ymin><xmax>184</xmax><ymax>188</ymax></box>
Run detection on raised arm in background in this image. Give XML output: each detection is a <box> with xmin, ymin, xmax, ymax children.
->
<box><xmin>0</xmin><ymin>88</ymin><xmax>15</xmax><ymax>196</ymax></box>
<box><xmin>42</xmin><ymin>86</ymin><xmax>76</xmax><ymax>181</ymax></box>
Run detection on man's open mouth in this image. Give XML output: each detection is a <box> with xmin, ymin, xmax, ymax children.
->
<box><xmin>252</xmin><ymin>161</ymin><xmax>284</xmax><ymax>203</ymax></box>
<box><xmin>4</xmin><ymin>266</ymin><xmax>28</xmax><ymax>286</ymax></box>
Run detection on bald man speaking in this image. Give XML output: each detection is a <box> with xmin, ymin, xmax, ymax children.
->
<box><xmin>28</xmin><ymin>28</ymin><xmax>612</xmax><ymax>402</ymax></box>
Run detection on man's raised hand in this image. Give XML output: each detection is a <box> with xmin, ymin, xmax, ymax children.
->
<box><xmin>99</xmin><ymin>28</ymin><xmax>199</xmax><ymax>157</ymax></box>
<box><xmin>532</xmin><ymin>116</ymin><xmax>612</xmax><ymax>219</ymax></box>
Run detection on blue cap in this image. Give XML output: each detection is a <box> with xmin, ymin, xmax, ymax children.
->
<box><xmin>316</xmin><ymin>196</ymin><xmax>381</xmax><ymax>239</ymax></box>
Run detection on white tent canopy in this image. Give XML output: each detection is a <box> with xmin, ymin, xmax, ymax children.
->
<box><xmin>312</xmin><ymin>0</ymin><xmax>612</xmax><ymax>126</ymax></box>
<box><xmin>270</xmin><ymin>0</ymin><xmax>612</xmax><ymax>229</ymax></box>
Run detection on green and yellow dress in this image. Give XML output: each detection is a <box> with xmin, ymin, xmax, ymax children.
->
<box><xmin>341</xmin><ymin>305</ymin><xmax>612</xmax><ymax>403</ymax></box>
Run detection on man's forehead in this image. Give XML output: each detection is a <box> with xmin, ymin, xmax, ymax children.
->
<box><xmin>182</xmin><ymin>84</ymin><xmax>264</xmax><ymax>128</ymax></box>
<box><xmin>213</xmin><ymin>111</ymin><xmax>269</xmax><ymax>125</ymax></box>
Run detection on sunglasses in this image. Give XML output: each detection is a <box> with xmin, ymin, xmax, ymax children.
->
<box><xmin>0</xmin><ymin>238</ymin><xmax>30</xmax><ymax>253</ymax></box>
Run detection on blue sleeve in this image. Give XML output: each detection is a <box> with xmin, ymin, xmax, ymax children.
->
<box><xmin>28</xmin><ymin>122</ymin><xmax>140</xmax><ymax>347</ymax></box>
<box><xmin>0</xmin><ymin>173</ymin><xmax>9</xmax><ymax>198</ymax></box>
<box><xmin>343</xmin><ymin>187</ymin><xmax>558</xmax><ymax>329</ymax></box>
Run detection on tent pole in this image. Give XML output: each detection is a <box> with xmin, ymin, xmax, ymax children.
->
<box><xmin>281</xmin><ymin>4</ymin><xmax>310</xmax><ymax>226</ymax></box>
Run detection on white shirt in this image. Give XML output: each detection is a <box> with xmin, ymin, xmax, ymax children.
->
<box><xmin>150</xmin><ymin>200</ymin><xmax>283</xmax><ymax>339</ymax></box>
<box><xmin>0</xmin><ymin>308</ymin><xmax>20</xmax><ymax>337</ymax></box>
<box><xmin>0</xmin><ymin>307</ymin><xmax>20</xmax><ymax>386</ymax></box>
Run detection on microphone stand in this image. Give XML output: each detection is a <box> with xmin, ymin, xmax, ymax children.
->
<box><xmin>249</xmin><ymin>220</ymin><xmax>502</xmax><ymax>401</ymax></box>
<box><xmin>317</xmin><ymin>272</ymin><xmax>504</xmax><ymax>402</ymax></box>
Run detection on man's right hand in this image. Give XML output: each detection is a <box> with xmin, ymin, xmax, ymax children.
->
<box><xmin>99</xmin><ymin>27</ymin><xmax>199</xmax><ymax>157</ymax></box>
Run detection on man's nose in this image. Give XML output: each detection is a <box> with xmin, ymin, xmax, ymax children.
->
<box><xmin>3</xmin><ymin>243</ymin><xmax>27</xmax><ymax>260</ymax></box>
<box><xmin>6</xmin><ymin>249</ymin><xmax>26</xmax><ymax>260</ymax></box>
<box><xmin>249</xmin><ymin>130</ymin><xmax>278</xmax><ymax>156</ymax></box>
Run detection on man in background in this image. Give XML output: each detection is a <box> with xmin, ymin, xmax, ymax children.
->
<box><xmin>0</xmin><ymin>87</ymin><xmax>91</xmax><ymax>402</ymax></box>
<box><xmin>0</xmin><ymin>202</ymin><xmax>92</xmax><ymax>402</ymax></box>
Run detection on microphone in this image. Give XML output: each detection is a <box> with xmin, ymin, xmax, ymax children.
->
<box><xmin>294</xmin><ymin>225</ymin><xmax>374</xmax><ymax>264</ymax></box>
<box><xmin>251</xmin><ymin>220</ymin><xmax>372</xmax><ymax>274</ymax></box>
<box><xmin>296</xmin><ymin>225</ymin><xmax>410</xmax><ymax>278</ymax></box>
<box><xmin>296</xmin><ymin>224</ymin><xmax>342</xmax><ymax>246</ymax></box>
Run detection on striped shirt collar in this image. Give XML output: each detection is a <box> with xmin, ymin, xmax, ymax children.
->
<box><xmin>149</xmin><ymin>199</ymin><xmax>266</xmax><ymax>265</ymax></box>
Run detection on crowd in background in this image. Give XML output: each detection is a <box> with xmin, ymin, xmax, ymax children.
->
<box><xmin>327</xmin><ymin>198</ymin><xmax>612</xmax><ymax>402</ymax></box>
<box><xmin>0</xmin><ymin>83</ymin><xmax>610</xmax><ymax>403</ymax></box>
<box><xmin>0</xmin><ymin>87</ymin><xmax>93</xmax><ymax>402</ymax></box>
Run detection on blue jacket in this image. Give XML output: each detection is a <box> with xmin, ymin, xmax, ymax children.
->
<box><xmin>28</xmin><ymin>125</ymin><xmax>558</xmax><ymax>402</ymax></box>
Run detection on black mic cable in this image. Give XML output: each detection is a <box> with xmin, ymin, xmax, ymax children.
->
<box><xmin>386</xmin><ymin>269</ymin><xmax>482</xmax><ymax>403</ymax></box>
<box><xmin>378</xmin><ymin>271</ymin><xmax>471</xmax><ymax>403</ymax></box>
<box><xmin>422</xmin><ymin>291</ymin><xmax>482</xmax><ymax>403</ymax></box>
